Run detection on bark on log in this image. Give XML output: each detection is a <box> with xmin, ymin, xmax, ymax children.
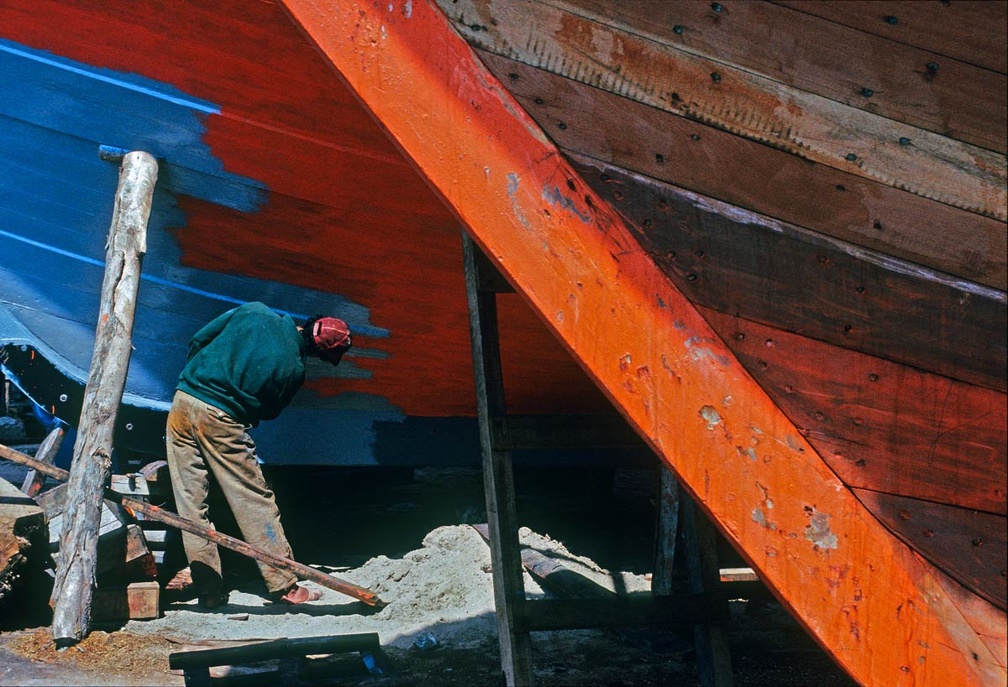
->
<box><xmin>49</xmin><ymin>150</ymin><xmax>157</xmax><ymax>647</ymax></box>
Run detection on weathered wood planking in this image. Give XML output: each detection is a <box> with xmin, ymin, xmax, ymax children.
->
<box><xmin>854</xmin><ymin>488</ymin><xmax>1007</xmax><ymax>610</ymax></box>
<box><xmin>565</xmin><ymin>157</ymin><xmax>1007</xmax><ymax>393</ymax></box>
<box><xmin>479</xmin><ymin>53</ymin><xmax>1008</xmax><ymax>291</ymax></box>
<box><xmin>702</xmin><ymin>309</ymin><xmax>1007</xmax><ymax>516</ymax></box>
<box><xmin>775</xmin><ymin>0</ymin><xmax>1008</xmax><ymax>73</ymax></box>
<box><xmin>440</xmin><ymin>0</ymin><xmax>1006</xmax><ymax>221</ymax></box>
<box><xmin>281</xmin><ymin>1</ymin><xmax>1005</xmax><ymax>684</ymax></box>
<box><xmin>570</xmin><ymin>0</ymin><xmax>1007</xmax><ymax>153</ymax></box>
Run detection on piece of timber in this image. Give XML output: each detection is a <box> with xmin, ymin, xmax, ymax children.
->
<box><xmin>472</xmin><ymin>523</ymin><xmax>615</xmax><ymax>599</ymax></box>
<box><xmin>20</xmin><ymin>426</ymin><xmax>65</xmax><ymax>498</ymax></box>
<box><xmin>705</xmin><ymin>309</ymin><xmax>1007</xmax><ymax>515</ymax></box>
<box><xmin>483</xmin><ymin>54</ymin><xmax>1007</xmax><ymax>292</ymax></box>
<box><xmin>37</xmin><ymin>483</ymin><xmax>155</xmax><ymax>578</ymax></box>
<box><xmin>568</xmin><ymin>157</ymin><xmax>1006</xmax><ymax>393</ymax></box>
<box><xmin>853</xmin><ymin>489</ymin><xmax>1007</xmax><ymax>611</ymax></box>
<box><xmin>169</xmin><ymin>633</ymin><xmax>380</xmax><ymax>672</ymax></box>
<box><xmin>566</xmin><ymin>0</ymin><xmax>1007</xmax><ymax>153</ymax></box>
<box><xmin>0</xmin><ymin>477</ymin><xmax>45</xmax><ymax>603</ymax></box>
<box><xmin>774</xmin><ymin>0</ymin><xmax>1008</xmax><ymax>73</ymax></box>
<box><xmin>278</xmin><ymin>2</ymin><xmax>1004</xmax><ymax>684</ymax></box>
<box><xmin>440</xmin><ymin>0</ymin><xmax>1006</xmax><ymax>220</ymax></box>
<box><xmin>50</xmin><ymin>149</ymin><xmax>156</xmax><ymax>646</ymax></box>
<box><xmin>0</xmin><ymin>443</ymin><xmax>385</xmax><ymax>608</ymax></box>
<box><xmin>91</xmin><ymin>580</ymin><xmax>159</xmax><ymax>621</ymax></box>
<box><xmin>462</xmin><ymin>231</ymin><xmax>534</xmax><ymax>686</ymax></box>
<box><xmin>473</xmin><ymin>521</ymin><xmax>718</xmax><ymax>630</ymax></box>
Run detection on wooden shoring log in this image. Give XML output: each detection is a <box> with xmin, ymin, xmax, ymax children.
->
<box><xmin>20</xmin><ymin>426</ymin><xmax>66</xmax><ymax>498</ymax></box>
<box><xmin>49</xmin><ymin>150</ymin><xmax>157</xmax><ymax>647</ymax></box>
<box><xmin>0</xmin><ymin>443</ymin><xmax>385</xmax><ymax>608</ymax></box>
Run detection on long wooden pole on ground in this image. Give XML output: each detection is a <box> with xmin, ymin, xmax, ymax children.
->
<box><xmin>50</xmin><ymin>150</ymin><xmax>157</xmax><ymax>647</ymax></box>
<box><xmin>0</xmin><ymin>443</ymin><xmax>385</xmax><ymax>608</ymax></box>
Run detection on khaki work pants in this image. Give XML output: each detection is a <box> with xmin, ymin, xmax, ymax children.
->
<box><xmin>165</xmin><ymin>390</ymin><xmax>297</xmax><ymax>595</ymax></box>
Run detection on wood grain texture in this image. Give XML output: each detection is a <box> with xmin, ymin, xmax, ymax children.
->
<box><xmin>775</xmin><ymin>0</ymin><xmax>1008</xmax><ymax>73</ymax></box>
<box><xmin>439</xmin><ymin>0</ymin><xmax>1006</xmax><ymax>220</ymax></box>
<box><xmin>567</xmin><ymin>156</ymin><xmax>1007</xmax><ymax>393</ymax></box>
<box><xmin>854</xmin><ymin>488</ymin><xmax>1007</xmax><ymax>610</ymax></box>
<box><xmin>280</xmin><ymin>2</ymin><xmax>1005</xmax><ymax>683</ymax></box>
<box><xmin>703</xmin><ymin>308</ymin><xmax>1007</xmax><ymax>515</ymax></box>
<box><xmin>479</xmin><ymin>53</ymin><xmax>1008</xmax><ymax>291</ymax></box>
<box><xmin>570</xmin><ymin>0</ymin><xmax>1007</xmax><ymax>153</ymax></box>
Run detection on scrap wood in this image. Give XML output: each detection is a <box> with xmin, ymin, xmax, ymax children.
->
<box><xmin>168</xmin><ymin>633</ymin><xmax>381</xmax><ymax>671</ymax></box>
<box><xmin>0</xmin><ymin>442</ymin><xmax>386</xmax><ymax>608</ymax></box>
<box><xmin>0</xmin><ymin>476</ymin><xmax>46</xmax><ymax>602</ymax></box>
<box><xmin>471</xmin><ymin>523</ymin><xmax>615</xmax><ymax>599</ymax></box>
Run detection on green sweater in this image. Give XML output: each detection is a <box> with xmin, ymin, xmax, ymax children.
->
<box><xmin>177</xmin><ymin>302</ymin><xmax>306</xmax><ymax>427</ymax></box>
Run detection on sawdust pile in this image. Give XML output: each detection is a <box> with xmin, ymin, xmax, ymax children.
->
<box><xmin>6</xmin><ymin>627</ymin><xmax>177</xmax><ymax>685</ymax></box>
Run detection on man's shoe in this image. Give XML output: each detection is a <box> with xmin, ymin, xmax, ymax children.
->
<box><xmin>274</xmin><ymin>584</ymin><xmax>322</xmax><ymax>605</ymax></box>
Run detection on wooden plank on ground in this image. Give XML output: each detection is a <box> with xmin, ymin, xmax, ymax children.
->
<box><xmin>278</xmin><ymin>3</ymin><xmax>1006</xmax><ymax>685</ymax></box>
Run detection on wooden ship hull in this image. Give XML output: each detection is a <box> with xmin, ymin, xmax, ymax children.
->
<box><xmin>0</xmin><ymin>1</ymin><xmax>1004</xmax><ymax>685</ymax></box>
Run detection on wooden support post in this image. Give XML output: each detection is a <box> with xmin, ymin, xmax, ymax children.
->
<box><xmin>652</xmin><ymin>466</ymin><xmax>680</xmax><ymax>596</ymax></box>
<box><xmin>20</xmin><ymin>426</ymin><xmax>66</xmax><ymax>498</ymax></box>
<box><xmin>50</xmin><ymin>150</ymin><xmax>157</xmax><ymax>647</ymax></box>
<box><xmin>462</xmin><ymin>232</ymin><xmax>533</xmax><ymax>687</ymax></box>
<box><xmin>682</xmin><ymin>495</ymin><xmax>734</xmax><ymax>687</ymax></box>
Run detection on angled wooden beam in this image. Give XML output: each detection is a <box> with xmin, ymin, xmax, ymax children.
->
<box><xmin>438</xmin><ymin>0</ymin><xmax>1006</xmax><ymax>221</ymax></box>
<box><xmin>279</xmin><ymin>2</ymin><xmax>1005</xmax><ymax>686</ymax></box>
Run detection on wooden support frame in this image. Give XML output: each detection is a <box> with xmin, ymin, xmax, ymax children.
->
<box><xmin>280</xmin><ymin>2</ymin><xmax>1004</xmax><ymax>685</ymax></box>
<box><xmin>462</xmin><ymin>231</ymin><xmax>533</xmax><ymax>686</ymax></box>
<box><xmin>465</xmin><ymin>235</ymin><xmax>734</xmax><ymax>685</ymax></box>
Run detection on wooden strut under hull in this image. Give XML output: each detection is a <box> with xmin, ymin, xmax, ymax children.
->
<box><xmin>279</xmin><ymin>2</ymin><xmax>1006</xmax><ymax>686</ymax></box>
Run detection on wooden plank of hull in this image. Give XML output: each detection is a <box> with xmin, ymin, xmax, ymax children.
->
<box><xmin>701</xmin><ymin>308</ymin><xmax>1008</xmax><ymax>516</ymax></box>
<box><xmin>569</xmin><ymin>0</ymin><xmax>1008</xmax><ymax>153</ymax></box>
<box><xmin>565</xmin><ymin>157</ymin><xmax>1007</xmax><ymax>393</ymax></box>
<box><xmin>853</xmin><ymin>489</ymin><xmax>1007</xmax><ymax>610</ymax></box>
<box><xmin>439</xmin><ymin>0</ymin><xmax>1007</xmax><ymax>221</ymax></box>
<box><xmin>478</xmin><ymin>53</ymin><xmax>1008</xmax><ymax>292</ymax></box>
<box><xmin>281</xmin><ymin>1</ymin><xmax>1005</xmax><ymax>684</ymax></box>
<box><xmin>775</xmin><ymin>0</ymin><xmax>1008</xmax><ymax>74</ymax></box>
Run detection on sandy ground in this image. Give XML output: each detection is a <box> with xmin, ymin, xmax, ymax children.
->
<box><xmin>0</xmin><ymin>464</ymin><xmax>857</xmax><ymax>686</ymax></box>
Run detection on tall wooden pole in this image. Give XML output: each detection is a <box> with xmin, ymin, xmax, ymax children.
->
<box><xmin>50</xmin><ymin>150</ymin><xmax>157</xmax><ymax>646</ymax></box>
